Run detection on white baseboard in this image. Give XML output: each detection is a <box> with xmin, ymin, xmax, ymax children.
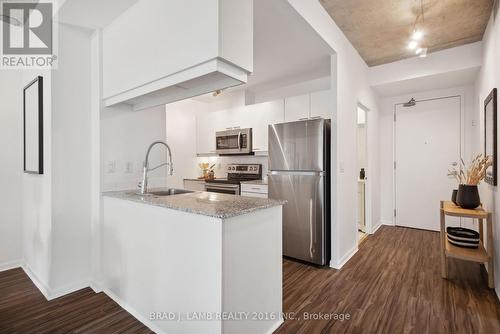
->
<box><xmin>22</xmin><ymin>264</ymin><xmax>90</xmax><ymax>301</ymax></box>
<box><xmin>330</xmin><ymin>244</ymin><xmax>358</xmax><ymax>270</ymax></box>
<box><xmin>22</xmin><ymin>264</ymin><xmax>52</xmax><ymax>300</ymax></box>
<box><xmin>370</xmin><ymin>222</ymin><xmax>382</xmax><ymax>234</ymax></box>
<box><xmin>265</xmin><ymin>319</ymin><xmax>284</xmax><ymax>334</ymax></box>
<box><xmin>380</xmin><ymin>219</ymin><xmax>394</xmax><ymax>226</ymax></box>
<box><xmin>103</xmin><ymin>288</ymin><xmax>166</xmax><ymax>334</ymax></box>
<box><xmin>49</xmin><ymin>279</ymin><xmax>90</xmax><ymax>300</ymax></box>
<box><xmin>0</xmin><ymin>259</ymin><xmax>22</xmax><ymax>272</ymax></box>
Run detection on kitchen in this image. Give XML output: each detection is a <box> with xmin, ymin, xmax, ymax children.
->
<box><xmin>2</xmin><ymin>0</ymin><xmax>499</xmax><ymax>333</ymax></box>
<box><xmin>96</xmin><ymin>0</ymin><xmax>335</xmax><ymax>332</ymax></box>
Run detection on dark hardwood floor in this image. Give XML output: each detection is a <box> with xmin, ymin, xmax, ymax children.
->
<box><xmin>0</xmin><ymin>269</ymin><xmax>153</xmax><ymax>333</ymax></box>
<box><xmin>276</xmin><ymin>226</ymin><xmax>500</xmax><ymax>334</ymax></box>
<box><xmin>0</xmin><ymin>226</ymin><xmax>498</xmax><ymax>333</ymax></box>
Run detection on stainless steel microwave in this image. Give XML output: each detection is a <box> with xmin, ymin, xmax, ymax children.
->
<box><xmin>215</xmin><ymin>128</ymin><xmax>252</xmax><ymax>155</ymax></box>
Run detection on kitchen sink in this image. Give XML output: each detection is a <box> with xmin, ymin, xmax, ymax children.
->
<box><xmin>135</xmin><ymin>188</ymin><xmax>194</xmax><ymax>196</ymax></box>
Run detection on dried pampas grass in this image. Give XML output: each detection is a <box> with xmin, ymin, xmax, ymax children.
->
<box><xmin>447</xmin><ymin>154</ymin><xmax>492</xmax><ymax>186</ymax></box>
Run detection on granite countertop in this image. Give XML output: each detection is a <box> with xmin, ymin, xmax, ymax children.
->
<box><xmin>102</xmin><ymin>188</ymin><xmax>284</xmax><ymax>219</ymax></box>
<box><xmin>240</xmin><ymin>179</ymin><xmax>268</xmax><ymax>186</ymax></box>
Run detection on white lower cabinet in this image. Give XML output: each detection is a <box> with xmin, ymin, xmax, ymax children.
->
<box><xmin>241</xmin><ymin>183</ymin><xmax>268</xmax><ymax>198</ymax></box>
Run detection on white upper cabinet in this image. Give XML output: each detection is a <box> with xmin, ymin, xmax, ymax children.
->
<box><xmin>284</xmin><ymin>94</ymin><xmax>309</xmax><ymax>122</ymax></box>
<box><xmin>102</xmin><ymin>0</ymin><xmax>253</xmax><ymax>111</ymax></box>
<box><xmin>196</xmin><ymin>112</ymin><xmax>217</xmax><ymax>155</ymax></box>
<box><xmin>310</xmin><ymin>90</ymin><xmax>334</xmax><ymax>119</ymax></box>
<box><xmin>284</xmin><ymin>90</ymin><xmax>334</xmax><ymax>121</ymax></box>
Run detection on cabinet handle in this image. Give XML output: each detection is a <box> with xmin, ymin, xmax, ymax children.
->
<box><xmin>299</xmin><ymin>117</ymin><xmax>309</xmax><ymax>120</ymax></box>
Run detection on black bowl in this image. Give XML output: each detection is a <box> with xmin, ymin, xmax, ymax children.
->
<box><xmin>446</xmin><ymin>227</ymin><xmax>479</xmax><ymax>248</ymax></box>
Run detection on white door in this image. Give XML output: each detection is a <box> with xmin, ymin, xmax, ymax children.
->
<box><xmin>395</xmin><ymin>97</ymin><xmax>461</xmax><ymax>231</ymax></box>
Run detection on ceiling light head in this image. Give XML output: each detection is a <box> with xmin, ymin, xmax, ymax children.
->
<box><xmin>408</xmin><ymin>40</ymin><xmax>418</xmax><ymax>50</ymax></box>
<box><xmin>418</xmin><ymin>48</ymin><xmax>428</xmax><ymax>58</ymax></box>
<box><xmin>412</xmin><ymin>30</ymin><xmax>424</xmax><ymax>40</ymax></box>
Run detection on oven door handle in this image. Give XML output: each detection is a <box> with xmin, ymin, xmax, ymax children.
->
<box><xmin>205</xmin><ymin>184</ymin><xmax>239</xmax><ymax>190</ymax></box>
<box><xmin>238</xmin><ymin>131</ymin><xmax>242</xmax><ymax>150</ymax></box>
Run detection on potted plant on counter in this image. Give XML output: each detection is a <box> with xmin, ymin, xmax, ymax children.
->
<box><xmin>448</xmin><ymin>154</ymin><xmax>492</xmax><ymax>209</ymax></box>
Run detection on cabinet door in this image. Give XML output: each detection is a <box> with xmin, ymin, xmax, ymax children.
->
<box><xmin>310</xmin><ymin>90</ymin><xmax>333</xmax><ymax>119</ymax></box>
<box><xmin>196</xmin><ymin>113</ymin><xmax>216</xmax><ymax>154</ymax></box>
<box><xmin>241</xmin><ymin>191</ymin><xmax>268</xmax><ymax>198</ymax></box>
<box><xmin>250</xmin><ymin>100</ymin><xmax>284</xmax><ymax>151</ymax></box>
<box><xmin>284</xmin><ymin>94</ymin><xmax>309</xmax><ymax>122</ymax></box>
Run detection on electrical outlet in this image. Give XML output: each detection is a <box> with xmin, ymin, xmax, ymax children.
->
<box><xmin>339</xmin><ymin>162</ymin><xmax>345</xmax><ymax>173</ymax></box>
<box><xmin>107</xmin><ymin>161</ymin><xmax>116</xmax><ymax>174</ymax></box>
<box><xmin>125</xmin><ymin>161</ymin><xmax>133</xmax><ymax>173</ymax></box>
<box><xmin>472</xmin><ymin>120</ymin><xmax>477</xmax><ymax>127</ymax></box>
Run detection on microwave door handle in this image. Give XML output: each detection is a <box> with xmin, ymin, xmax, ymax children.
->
<box><xmin>238</xmin><ymin>131</ymin><xmax>242</xmax><ymax>150</ymax></box>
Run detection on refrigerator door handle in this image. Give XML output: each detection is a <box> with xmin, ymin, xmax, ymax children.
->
<box><xmin>269</xmin><ymin>170</ymin><xmax>325</xmax><ymax>176</ymax></box>
<box><xmin>309</xmin><ymin>199</ymin><xmax>314</xmax><ymax>259</ymax></box>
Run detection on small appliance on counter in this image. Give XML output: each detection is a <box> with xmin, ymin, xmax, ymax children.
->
<box><xmin>215</xmin><ymin>128</ymin><xmax>253</xmax><ymax>155</ymax></box>
<box><xmin>205</xmin><ymin>164</ymin><xmax>262</xmax><ymax>195</ymax></box>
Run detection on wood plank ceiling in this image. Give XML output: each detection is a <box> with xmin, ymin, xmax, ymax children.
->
<box><xmin>319</xmin><ymin>0</ymin><xmax>494</xmax><ymax>66</ymax></box>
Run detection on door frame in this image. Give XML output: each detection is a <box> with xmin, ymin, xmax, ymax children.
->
<box><xmin>393</xmin><ymin>94</ymin><xmax>464</xmax><ymax>228</ymax></box>
<box><xmin>357</xmin><ymin>102</ymin><xmax>372</xmax><ymax>235</ymax></box>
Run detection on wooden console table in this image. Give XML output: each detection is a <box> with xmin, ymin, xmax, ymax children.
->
<box><xmin>440</xmin><ymin>201</ymin><xmax>494</xmax><ymax>288</ymax></box>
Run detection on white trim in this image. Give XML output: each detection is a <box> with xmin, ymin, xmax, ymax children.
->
<box><xmin>370</xmin><ymin>221</ymin><xmax>383</xmax><ymax>234</ymax></box>
<box><xmin>265</xmin><ymin>319</ymin><xmax>284</xmax><ymax>334</ymax></box>
<box><xmin>49</xmin><ymin>280</ymin><xmax>90</xmax><ymax>300</ymax></box>
<box><xmin>102</xmin><ymin>288</ymin><xmax>166</xmax><ymax>334</ymax></box>
<box><xmin>0</xmin><ymin>259</ymin><xmax>22</xmax><ymax>272</ymax></box>
<box><xmin>22</xmin><ymin>264</ymin><xmax>90</xmax><ymax>301</ymax></box>
<box><xmin>380</xmin><ymin>219</ymin><xmax>394</xmax><ymax>226</ymax></box>
<box><xmin>21</xmin><ymin>264</ymin><xmax>51</xmax><ymax>300</ymax></box>
<box><xmin>330</xmin><ymin>245</ymin><xmax>358</xmax><ymax>269</ymax></box>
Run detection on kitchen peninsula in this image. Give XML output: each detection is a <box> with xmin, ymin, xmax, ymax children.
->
<box><xmin>100</xmin><ymin>190</ymin><xmax>284</xmax><ymax>334</ymax></box>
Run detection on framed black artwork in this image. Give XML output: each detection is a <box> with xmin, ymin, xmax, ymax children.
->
<box><xmin>23</xmin><ymin>76</ymin><xmax>44</xmax><ymax>174</ymax></box>
<box><xmin>484</xmin><ymin>88</ymin><xmax>497</xmax><ymax>186</ymax></box>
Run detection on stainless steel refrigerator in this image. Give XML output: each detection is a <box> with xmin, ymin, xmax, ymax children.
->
<box><xmin>268</xmin><ymin>118</ymin><xmax>330</xmax><ymax>266</ymax></box>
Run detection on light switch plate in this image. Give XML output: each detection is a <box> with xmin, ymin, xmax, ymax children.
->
<box><xmin>107</xmin><ymin>161</ymin><xmax>116</xmax><ymax>173</ymax></box>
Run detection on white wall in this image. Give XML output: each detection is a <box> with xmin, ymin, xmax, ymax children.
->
<box><xmin>378</xmin><ymin>86</ymin><xmax>479</xmax><ymax>226</ymax></box>
<box><xmin>50</xmin><ymin>24</ymin><xmax>93</xmax><ymax>291</ymax></box>
<box><xmin>288</xmin><ymin>1</ymin><xmax>381</xmax><ymax>268</ymax></box>
<box><xmin>474</xmin><ymin>0</ymin><xmax>500</xmax><ymax>297</ymax></box>
<box><xmin>101</xmin><ymin>105</ymin><xmax>167</xmax><ymax>191</ymax></box>
<box><xmin>0</xmin><ymin>71</ymin><xmax>24</xmax><ymax>270</ymax></box>
<box><xmin>21</xmin><ymin>69</ymin><xmax>53</xmax><ymax>290</ymax></box>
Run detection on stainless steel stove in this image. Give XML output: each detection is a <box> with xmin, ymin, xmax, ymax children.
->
<box><xmin>205</xmin><ymin>164</ymin><xmax>262</xmax><ymax>195</ymax></box>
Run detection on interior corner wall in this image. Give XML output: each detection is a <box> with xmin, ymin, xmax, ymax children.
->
<box><xmin>474</xmin><ymin>0</ymin><xmax>500</xmax><ymax>298</ymax></box>
<box><xmin>0</xmin><ymin>71</ymin><xmax>24</xmax><ymax>270</ymax></box>
<box><xmin>49</xmin><ymin>23</ymin><xmax>93</xmax><ymax>291</ymax></box>
<box><xmin>287</xmin><ymin>0</ymin><xmax>381</xmax><ymax>268</ymax></box>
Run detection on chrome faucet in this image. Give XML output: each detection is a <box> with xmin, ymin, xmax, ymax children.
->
<box><xmin>139</xmin><ymin>141</ymin><xmax>174</xmax><ymax>194</ymax></box>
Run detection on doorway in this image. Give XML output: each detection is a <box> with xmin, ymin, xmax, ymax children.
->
<box><xmin>394</xmin><ymin>96</ymin><xmax>461</xmax><ymax>231</ymax></box>
<box><xmin>357</xmin><ymin>105</ymin><xmax>368</xmax><ymax>242</ymax></box>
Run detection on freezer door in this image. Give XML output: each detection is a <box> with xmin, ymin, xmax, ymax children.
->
<box><xmin>269</xmin><ymin>171</ymin><xmax>327</xmax><ymax>265</ymax></box>
<box><xmin>268</xmin><ymin>119</ymin><xmax>325</xmax><ymax>171</ymax></box>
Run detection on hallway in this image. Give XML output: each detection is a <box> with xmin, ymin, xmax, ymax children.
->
<box><xmin>276</xmin><ymin>226</ymin><xmax>500</xmax><ymax>334</ymax></box>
